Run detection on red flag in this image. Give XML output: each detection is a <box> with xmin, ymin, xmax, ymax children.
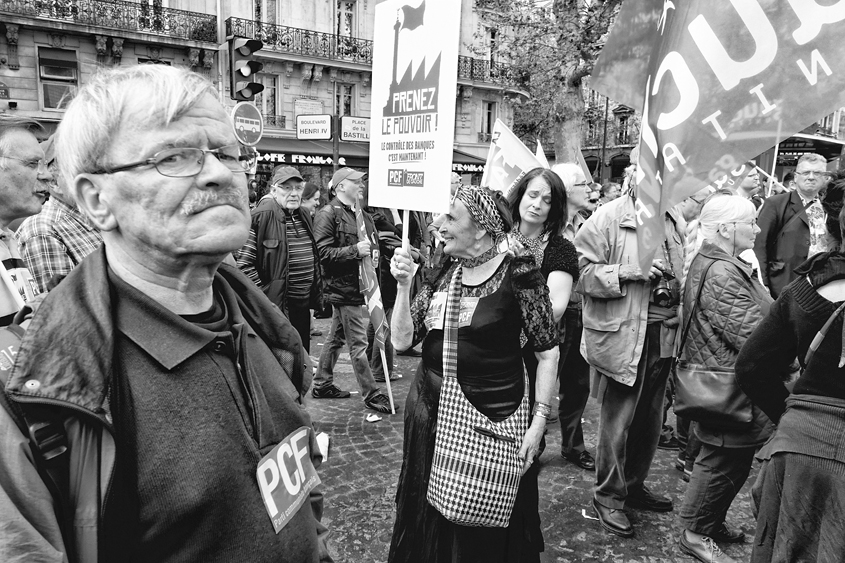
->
<box><xmin>355</xmin><ymin>200</ymin><xmax>389</xmax><ymax>351</ymax></box>
<box><xmin>591</xmin><ymin>0</ymin><xmax>845</xmax><ymax>272</ymax></box>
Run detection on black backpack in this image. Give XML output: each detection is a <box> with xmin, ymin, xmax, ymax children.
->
<box><xmin>0</xmin><ymin>309</ymin><xmax>76</xmax><ymax>560</ymax></box>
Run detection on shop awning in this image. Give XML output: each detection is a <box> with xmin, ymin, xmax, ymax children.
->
<box><xmin>777</xmin><ymin>133</ymin><xmax>845</xmax><ymax>162</ymax></box>
<box><xmin>257</xmin><ymin>137</ymin><xmax>486</xmax><ymax>172</ymax></box>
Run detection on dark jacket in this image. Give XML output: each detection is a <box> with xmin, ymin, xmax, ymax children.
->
<box><xmin>237</xmin><ymin>198</ymin><xmax>321</xmax><ymax>312</ymax></box>
<box><xmin>313</xmin><ymin>197</ymin><xmax>377</xmax><ymax>306</ymax></box>
<box><xmin>754</xmin><ymin>190</ymin><xmax>811</xmax><ymax>297</ymax></box>
<box><xmin>680</xmin><ymin>242</ymin><xmax>775</xmax><ymax>448</ymax></box>
<box><xmin>0</xmin><ymin>248</ymin><xmax>330</xmax><ymax>563</ymax></box>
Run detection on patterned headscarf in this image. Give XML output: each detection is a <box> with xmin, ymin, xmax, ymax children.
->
<box><xmin>454</xmin><ymin>185</ymin><xmax>506</xmax><ymax>244</ymax></box>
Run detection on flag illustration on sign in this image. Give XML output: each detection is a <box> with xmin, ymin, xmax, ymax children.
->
<box><xmin>400</xmin><ymin>1</ymin><xmax>425</xmax><ymax>31</ymax></box>
<box><xmin>591</xmin><ymin>0</ymin><xmax>845</xmax><ymax>273</ymax></box>
<box><xmin>355</xmin><ymin>200</ymin><xmax>389</xmax><ymax>350</ymax></box>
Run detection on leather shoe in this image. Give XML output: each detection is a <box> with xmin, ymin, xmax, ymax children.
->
<box><xmin>397</xmin><ymin>347</ymin><xmax>422</xmax><ymax>357</ymax></box>
<box><xmin>626</xmin><ymin>485</ymin><xmax>673</xmax><ymax>512</ymax></box>
<box><xmin>592</xmin><ymin>498</ymin><xmax>634</xmax><ymax>538</ymax></box>
<box><xmin>563</xmin><ymin>449</ymin><xmax>595</xmax><ymax>471</ymax></box>
<box><xmin>709</xmin><ymin>522</ymin><xmax>745</xmax><ymax>544</ymax></box>
<box><xmin>679</xmin><ymin>530</ymin><xmax>738</xmax><ymax>563</ymax></box>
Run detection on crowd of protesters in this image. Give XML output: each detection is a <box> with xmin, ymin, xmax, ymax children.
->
<box><xmin>1</xmin><ymin>62</ymin><xmax>843</xmax><ymax>563</ymax></box>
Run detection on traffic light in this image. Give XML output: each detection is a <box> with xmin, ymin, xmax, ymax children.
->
<box><xmin>228</xmin><ymin>38</ymin><xmax>264</xmax><ymax>101</ymax></box>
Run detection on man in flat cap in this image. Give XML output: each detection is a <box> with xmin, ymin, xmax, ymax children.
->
<box><xmin>312</xmin><ymin>167</ymin><xmax>392</xmax><ymax>413</ymax></box>
<box><xmin>238</xmin><ymin>165</ymin><xmax>321</xmax><ymax>353</ymax></box>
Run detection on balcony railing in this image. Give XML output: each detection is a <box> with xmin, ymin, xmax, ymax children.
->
<box><xmin>478</xmin><ymin>132</ymin><xmax>492</xmax><ymax>143</ymax></box>
<box><xmin>458</xmin><ymin>55</ymin><xmax>523</xmax><ymax>88</ymax></box>
<box><xmin>226</xmin><ymin>17</ymin><xmax>373</xmax><ymax>65</ymax></box>
<box><xmin>264</xmin><ymin>114</ymin><xmax>286</xmax><ymax>129</ymax></box>
<box><xmin>0</xmin><ymin>0</ymin><xmax>217</xmax><ymax>42</ymax></box>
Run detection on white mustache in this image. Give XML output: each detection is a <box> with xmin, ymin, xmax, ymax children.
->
<box><xmin>180</xmin><ymin>187</ymin><xmax>246</xmax><ymax>216</ymax></box>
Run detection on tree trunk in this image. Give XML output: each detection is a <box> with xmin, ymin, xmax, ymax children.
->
<box><xmin>552</xmin><ymin>83</ymin><xmax>585</xmax><ymax>164</ymax></box>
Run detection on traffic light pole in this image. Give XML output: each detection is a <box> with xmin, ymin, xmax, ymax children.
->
<box><xmin>333</xmin><ymin>114</ymin><xmax>340</xmax><ymax>173</ymax></box>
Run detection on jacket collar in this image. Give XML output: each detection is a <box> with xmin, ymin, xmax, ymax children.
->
<box><xmin>7</xmin><ymin>247</ymin><xmax>305</xmax><ymax>415</ymax></box>
<box><xmin>697</xmin><ymin>240</ymin><xmax>754</xmax><ymax>280</ymax></box>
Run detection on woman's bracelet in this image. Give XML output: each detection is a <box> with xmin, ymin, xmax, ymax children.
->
<box><xmin>532</xmin><ymin>402</ymin><xmax>552</xmax><ymax>419</ymax></box>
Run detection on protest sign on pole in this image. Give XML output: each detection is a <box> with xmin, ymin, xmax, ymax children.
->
<box><xmin>368</xmin><ymin>0</ymin><xmax>461</xmax><ymax>215</ymax></box>
<box><xmin>480</xmin><ymin>119</ymin><xmax>543</xmax><ymax>198</ymax></box>
<box><xmin>591</xmin><ymin>0</ymin><xmax>845</xmax><ymax>273</ymax></box>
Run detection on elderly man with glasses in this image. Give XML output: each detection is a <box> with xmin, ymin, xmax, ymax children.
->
<box><xmin>0</xmin><ymin>65</ymin><xmax>331</xmax><ymax>562</ymax></box>
<box><xmin>0</xmin><ymin>116</ymin><xmax>49</xmax><ymax>324</ymax></box>
<box><xmin>754</xmin><ymin>152</ymin><xmax>832</xmax><ymax>298</ymax></box>
<box><xmin>237</xmin><ymin>165</ymin><xmax>322</xmax><ymax>354</ymax></box>
<box><xmin>15</xmin><ymin>134</ymin><xmax>103</xmax><ymax>293</ymax></box>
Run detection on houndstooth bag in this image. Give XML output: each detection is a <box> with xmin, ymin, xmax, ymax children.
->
<box><xmin>426</xmin><ymin>263</ymin><xmax>529</xmax><ymax>527</ymax></box>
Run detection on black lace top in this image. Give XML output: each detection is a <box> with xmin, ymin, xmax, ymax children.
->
<box><xmin>409</xmin><ymin>255</ymin><xmax>558</xmax><ymax>420</ymax></box>
<box><xmin>540</xmin><ymin>234</ymin><xmax>579</xmax><ymax>282</ymax></box>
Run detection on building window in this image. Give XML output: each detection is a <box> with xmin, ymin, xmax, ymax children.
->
<box><xmin>137</xmin><ymin>58</ymin><xmax>171</xmax><ymax>65</ymax></box>
<box><xmin>337</xmin><ymin>1</ymin><xmax>356</xmax><ymax>37</ymax></box>
<box><xmin>256</xmin><ymin>74</ymin><xmax>282</xmax><ymax>128</ymax></box>
<box><xmin>38</xmin><ymin>48</ymin><xmax>77</xmax><ymax>111</ymax></box>
<box><xmin>616</xmin><ymin>114</ymin><xmax>630</xmax><ymax>144</ymax></box>
<box><xmin>335</xmin><ymin>83</ymin><xmax>354</xmax><ymax>117</ymax></box>
<box><xmin>255</xmin><ymin>0</ymin><xmax>277</xmax><ymax>24</ymax></box>
<box><xmin>483</xmin><ymin>101</ymin><xmax>496</xmax><ymax>135</ymax></box>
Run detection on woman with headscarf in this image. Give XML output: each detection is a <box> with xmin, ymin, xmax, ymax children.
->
<box><xmin>736</xmin><ymin>179</ymin><xmax>845</xmax><ymax>562</ymax></box>
<box><xmin>676</xmin><ymin>194</ymin><xmax>775</xmax><ymax>563</ymax></box>
<box><xmin>387</xmin><ymin>185</ymin><xmax>559</xmax><ymax>563</ymax></box>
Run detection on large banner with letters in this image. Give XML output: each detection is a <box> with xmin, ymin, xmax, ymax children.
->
<box><xmin>591</xmin><ymin>0</ymin><xmax>845</xmax><ymax>272</ymax></box>
<box><xmin>368</xmin><ymin>0</ymin><xmax>461</xmax><ymax>214</ymax></box>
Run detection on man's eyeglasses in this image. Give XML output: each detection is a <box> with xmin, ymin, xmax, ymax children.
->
<box><xmin>2</xmin><ymin>155</ymin><xmax>48</xmax><ymax>171</ymax></box>
<box><xmin>795</xmin><ymin>170</ymin><xmax>832</xmax><ymax>179</ymax></box>
<box><xmin>90</xmin><ymin>145</ymin><xmax>257</xmax><ymax>178</ymax></box>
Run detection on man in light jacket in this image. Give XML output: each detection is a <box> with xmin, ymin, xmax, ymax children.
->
<box><xmin>575</xmin><ymin>170</ymin><xmax>684</xmax><ymax>539</ymax></box>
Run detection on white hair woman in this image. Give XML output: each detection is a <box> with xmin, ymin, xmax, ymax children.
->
<box><xmin>676</xmin><ymin>194</ymin><xmax>775</xmax><ymax>563</ymax></box>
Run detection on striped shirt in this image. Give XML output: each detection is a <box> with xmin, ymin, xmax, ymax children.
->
<box><xmin>285</xmin><ymin>211</ymin><xmax>315</xmax><ymax>302</ymax></box>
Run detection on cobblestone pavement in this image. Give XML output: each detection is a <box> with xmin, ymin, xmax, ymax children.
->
<box><xmin>304</xmin><ymin>317</ymin><xmax>757</xmax><ymax>563</ymax></box>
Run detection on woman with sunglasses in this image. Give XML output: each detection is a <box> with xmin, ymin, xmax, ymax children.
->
<box><xmin>676</xmin><ymin>194</ymin><xmax>775</xmax><ymax>563</ymax></box>
<box><xmin>387</xmin><ymin>185</ymin><xmax>559</xmax><ymax>563</ymax></box>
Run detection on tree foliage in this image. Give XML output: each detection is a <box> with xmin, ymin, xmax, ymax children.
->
<box><xmin>474</xmin><ymin>0</ymin><xmax>622</xmax><ymax>163</ymax></box>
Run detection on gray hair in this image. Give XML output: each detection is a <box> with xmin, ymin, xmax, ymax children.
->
<box><xmin>54</xmin><ymin>64</ymin><xmax>217</xmax><ymax>191</ymax></box>
<box><xmin>0</xmin><ymin>116</ymin><xmax>44</xmax><ymax>169</ymax></box>
<box><xmin>797</xmin><ymin>153</ymin><xmax>826</xmax><ymax>167</ymax></box>
<box><xmin>683</xmin><ymin>194</ymin><xmax>756</xmax><ymax>280</ymax></box>
<box><xmin>550</xmin><ymin>162</ymin><xmax>584</xmax><ymax>192</ymax></box>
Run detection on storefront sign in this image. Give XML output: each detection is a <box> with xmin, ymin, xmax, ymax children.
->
<box><xmin>259</xmin><ymin>152</ymin><xmax>348</xmax><ymax>167</ymax></box>
<box><xmin>294</xmin><ymin>98</ymin><xmax>323</xmax><ymax>116</ymax></box>
<box><xmin>341</xmin><ymin>116</ymin><xmax>370</xmax><ymax>142</ymax></box>
<box><xmin>0</xmin><ymin>83</ymin><xmax>9</xmax><ymax>100</ymax></box>
<box><xmin>296</xmin><ymin>115</ymin><xmax>332</xmax><ymax>140</ymax></box>
<box><xmin>452</xmin><ymin>163</ymin><xmax>484</xmax><ymax>173</ymax></box>
<box><xmin>368</xmin><ymin>0</ymin><xmax>461</xmax><ymax>214</ymax></box>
